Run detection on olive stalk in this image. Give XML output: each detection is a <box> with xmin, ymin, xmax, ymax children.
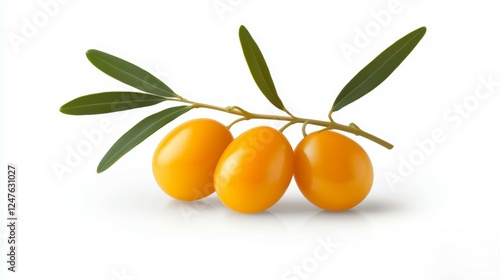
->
<box><xmin>171</xmin><ymin>97</ymin><xmax>393</xmax><ymax>149</ymax></box>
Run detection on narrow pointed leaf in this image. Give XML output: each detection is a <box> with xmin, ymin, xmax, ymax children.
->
<box><xmin>239</xmin><ymin>25</ymin><xmax>286</xmax><ymax>111</ymax></box>
<box><xmin>60</xmin><ymin>92</ymin><xmax>166</xmax><ymax>115</ymax></box>
<box><xmin>97</xmin><ymin>105</ymin><xmax>191</xmax><ymax>173</ymax></box>
<box><xmin>332</xmin><ymin>27</ymin><xmax>426</xmax><ymax>112</ymax></box>
<box><xmin>86</xmin><ymin>49</ymin><xmax>176</xmax><ymax>98</ymax></box>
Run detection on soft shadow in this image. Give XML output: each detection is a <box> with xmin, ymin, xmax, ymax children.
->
<box><xmin>164</xmin><ymin>195</ymin><xmax>219</xmax><ymax>213</ymax></box>
<box><xmin>220</xmin><ymin>208</ymin><xmax>287</xmax><ymax>234</ymax></box>
<box><xmin>267</xmin><ymin>196</ymin><xmax>320</xmax><ymax>215</ymax></box>
<box><xmin>159</xmin><ymin>195</ymin><xmax>226</xmax><ymax>229</ymax></box>
<box><xmin>160</xmin><ymin>195</ymin><xmax>287</xmax><ymax>234</ymax></box>
<box><xmin>297</xmin><ymin>209</ymin><xmax>373</xmax><ymax>240</ymax></box>
<box><xmin>302</xmin><ymin>210</ymin><xmax>371</xmax><ymax>228</ymax></box>
<box><xmin>353</xmin><ymin>198</ymin><xmax>409</xmax><ymax>214</ymax></box>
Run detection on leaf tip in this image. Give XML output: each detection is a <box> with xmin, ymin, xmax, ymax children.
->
<box><xmin>416</xmin><ymin>26</ymin><xmax>427</xmax><ymax>36</ymax></box>
<box><xmin>96</xmin><ymin>163</ymin><xmax>106</xmax><ymax>174</ymax></box>
<box><xmin>85</xmin><ymin>49</ymin><xmax>97</xmax><ymax>58</ymax></box>
<box><xmin>239</xmin><ymin>25</ymin><xmax>249</xmax><ymax>38</ymax></box>
<box><xmin>59</xmin><ymin>102</ymin><xmax>73</xmax><ymax>115</ymax></box>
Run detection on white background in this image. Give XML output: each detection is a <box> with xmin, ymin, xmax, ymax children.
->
<box><xmin>2</xmin><ymin>0</ymin><xmax>500</xmax><ymax>279</ymax></box>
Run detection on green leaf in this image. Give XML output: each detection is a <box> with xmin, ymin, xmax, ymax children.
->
<box><xmin>332</xmin><ymin>26</ymin><xmax>427</xmax><ymax>112</ymax></box>
<box><xmin>97</xmin><ymin>105</ymin><xmax>191</xmax><ymax>173</ymax></box>
<box><xmin>86</xmin><ymin>49</ymin><xmax>176</xmax><ymax>98</ymax></box>
<box><xmin>239</xmin><ymin>25</ymin><xmax>287</xmax><ymax>112</ymax></box>
<box><xmin>60</xmin><ymin>92</ymin><xmax>166</xmax><ymax>115</ymax></box>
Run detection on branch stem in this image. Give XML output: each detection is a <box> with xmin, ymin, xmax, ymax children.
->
<box><xmin>171</xmin><ymin>97</ymin><xmax>393</xmax><ymax>149</ymax></box>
